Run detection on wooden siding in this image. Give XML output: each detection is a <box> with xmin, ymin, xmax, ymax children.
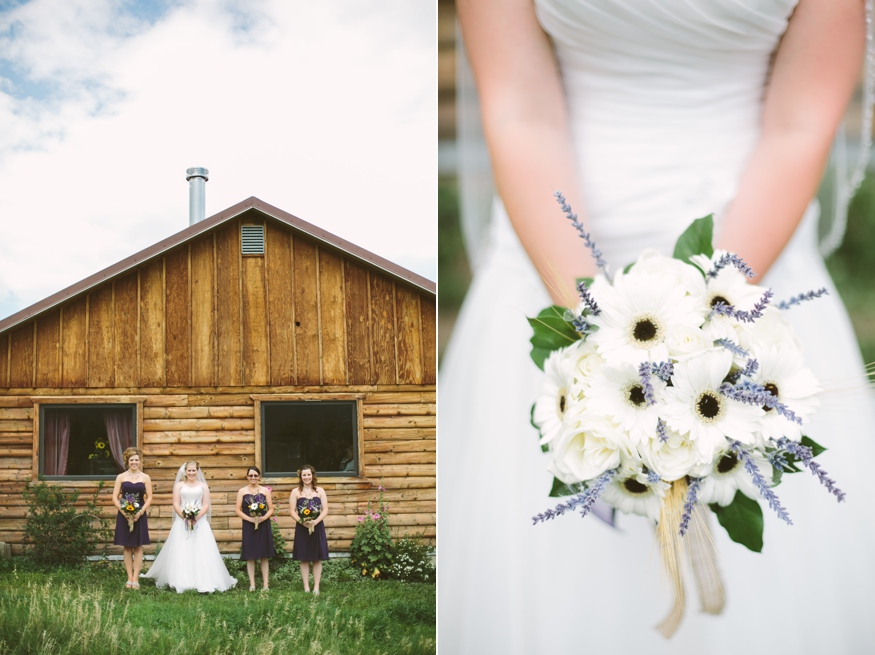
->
<box><xmin>0</xmin><ymin>218</ymin><xmax>435</xmax><ymax>390</ymax></box>
<box><xmin>0</xmin><ymin>387</ymin><xmax>435</xmax><ymax>554</ymax></box>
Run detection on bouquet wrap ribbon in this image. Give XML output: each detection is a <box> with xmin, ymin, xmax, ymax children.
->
<box><xmin>655</xmin><ymin>479</ymin><xmax>725</xmax><ymax>638</ymax></box>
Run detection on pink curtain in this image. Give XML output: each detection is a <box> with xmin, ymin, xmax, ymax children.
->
<box><xmin>42</xmin><ymin>410</ymin><xmax>71</xmax><ymax>476</ymax></box>
<box><xmin>104</xmin><ymin>409</ymin><xmax>134</xmax><ymax>472</ymax></box>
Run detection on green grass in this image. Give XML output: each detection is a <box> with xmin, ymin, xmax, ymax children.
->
<box><xmin>0</xmin><ymin>558</ymin><xmax>435</xmax><ymax>655</ymax></box>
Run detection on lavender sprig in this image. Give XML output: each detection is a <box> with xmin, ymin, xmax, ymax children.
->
<box><xmin>707</xmin><ymin>253</ymin><xmax>755</xmax><ymax>279</ymax></box>
<box><xmin>576</xmin><ymin>280</ymin><xmax>601</xmax><ymax>316</ymax></box>
<box><xmin>729</xmin><ymin>441</ymin><xmax>792</xmax><ymax>525</ymax></box>
<box><xmin>776</xmin><ymin>287</ymin><xmax>829</xmax><ymax>311</ymax></box>
<box><xmin>651</xmin><ymin>361</ymin><xmax>674</xmax><ymax>382</ymax></box>
<box><xmin>718</xmin><ymin>380</ymin><xmax>802</xmax><ymax>425</ymax></box>
<box><xmin>710</xmin><ymin>289</ymin><xmax>774</xmax><ymax>323</ymax></box>
<box><xmin>767</xmin><ymin>448</ymin><xmax>790</xmax><ymax>473</ymax></box>
<box><xmin>740</xmin><ymin>358</ymin><xmax>759</xmax><ymax>378</ymax></box>
<box><xmin>638</xmin><ymin>362</ymin><xmax>657</xmax><ymax>406</ymax></box>
<box><xmin>570</xmin><ymin>314</ymin><xmax>591</xmax><ymax>334</ymax></box>
<box><xmin>554</xmin><ymin>191</ymin><xmax>608</xmax><ymax>275</ymax></box>
<box><xmin>678</xmin><ymin>477</ymin><xmax>701</xmax><ymax>536</ymax></box>
<box><xmin>775</xmin><ymin>437</ymin><xmax>846</xmax><ymax>502</ymax></box>
<box><xmin>532</xmin><ymin>468</ymin><xmax>617</xmax><ymax>525</ymax></box>
<box><xmin>715</xmin><ymin>338</ymin><xmax>750</xmax><ymax>358</ymax></box>
<box><xmin>656</xmin><ymin>419</ymin><xmax>669</xmax><ymax>443</ymax></box>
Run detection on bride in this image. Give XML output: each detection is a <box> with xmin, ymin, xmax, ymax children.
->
<box><xmin>440</xmin><ymin>0</ymin><xmax>875</xmax><ymax>653</ymax></box>
<box><xmin>142</xmin><ymin>461</ymin><xmax>237</xmax><ymax>593</ymax></box>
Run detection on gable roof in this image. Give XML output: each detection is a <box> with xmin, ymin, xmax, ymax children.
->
<box><xmin>0</xmin><ymin>196</ymin><xmax>435</xmax><ymax>334</ymax></box>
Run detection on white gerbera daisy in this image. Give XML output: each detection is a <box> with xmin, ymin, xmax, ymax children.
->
<box><xmin>586</xmin><ymin>362</ymin><xmax>664</xmax><ymax>445</ymax></box>
<box><xmin>549</xmin><ymin>410</ymin><xmax>632</xmax><ymax>484</ymax></box>
<box><xmin>662</xmin><ymin>350</ymin><xmax>763</xmax><ymax>462</ymax></box>
<box><xmin>601</xmin><ymin>463</ymin><xmax>671</xmax><ymax>522</ymax></box>
<box><xmin>588</xmin><ymin>269</ymin><xmax>705</xmax><ymax>366</ymax></box>
<box><xmin>697</xmin><ymin>446</ymin><xmax>773</xmax><ymax>507</ymax></box>
<box><xmin>748</xmin><ymin>342</ymin><xmax>820</xmax><ymax>442</ymax></box>
<box><xmin>532</xmin><ymin>346</ymin><xmax>579</xmax><ymax>445</ymax></box>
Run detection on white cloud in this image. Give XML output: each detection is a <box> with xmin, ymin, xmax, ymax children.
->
<box><xmin>0</xmin><ymin>0</ymin><xmax>436</xmax><ymax>318</ymax></box>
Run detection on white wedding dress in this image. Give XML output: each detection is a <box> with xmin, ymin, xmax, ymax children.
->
<box><xmin>142</xmin><ymin>484</ymin><xmax>237</xmax><ymax>593</ymax></box>
<box><xmin>439</xmin><ymin>1</ymin><xmax>875</xmax><ymax>653</ymax></box>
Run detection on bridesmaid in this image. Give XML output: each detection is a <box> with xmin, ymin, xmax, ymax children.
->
<box><xmin>235</xmin><ymin>466</ymin><xmax>275</xmax><ymax>591</ymax></box>
<box><xmin>112</xmin><ymin>447</ymin><xmax>152</xmax><ymax>589</ymax></box>
<box><xmin>290</xmin><ymin>465</ymin><xmax>329</xmax><ymax>594</ymax></box>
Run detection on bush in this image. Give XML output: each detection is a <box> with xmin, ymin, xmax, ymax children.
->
<box><xmin>22</xmin><ymin>481</ymin><xmax>110</xmax><ymax>566</ymax></box>
<box><xmin>387</xmin><ymin>535</ymin><xmax>435</xmax><ymax>583</ymax></box>
<box><xmin>349</xmin><ymin>485</ymin><xmax>393</xmax><ymax>579</ymax></box>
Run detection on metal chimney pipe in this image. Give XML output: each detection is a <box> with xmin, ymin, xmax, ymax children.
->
<box><xmin>186</xmin><ymin>167</ymin><xmax>209</xmax><ymax>225</ymax></box>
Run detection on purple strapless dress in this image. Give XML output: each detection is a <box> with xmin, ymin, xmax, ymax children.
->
<box><xmin>113</xmin><ymin>481</ymin><xmax>150</xmax><ymax>547</ymax></box>
<box><xmin>292</xmin><ymin>496</ymin><xmax>329</xmax><ymax>562</ymax></box>
<box><xmin>240</xmin><ymin>494</ymin><xmax>276</xmax><ymax>561</ymax></box>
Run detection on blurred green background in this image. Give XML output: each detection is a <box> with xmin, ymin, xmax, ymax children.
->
<box><xmin>438</xmin><ymin>174</ymin><xmax>875</xmax><ymax>366</ymax></box>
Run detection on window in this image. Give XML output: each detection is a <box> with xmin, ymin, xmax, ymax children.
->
<box><xmin>261</xmin><ymin>400</ymin><xmax>359</xmax><ymax>476</ymax></box>
<box><xmin>40</xmin><ymin>404</ymin><xmax>137</xmax><ymax>479</ymax></box>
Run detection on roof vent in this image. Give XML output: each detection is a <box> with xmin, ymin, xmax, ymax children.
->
<box><xmin>241</xmin><ymin>225</ymin><xmax>265</xmax><ymax>255</ymax></box>
<box><xmin>186</xmin><ymin>167</ymin><xmax>209</xmax><ymax>225</ymax></box>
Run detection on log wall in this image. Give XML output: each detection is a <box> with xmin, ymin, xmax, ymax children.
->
<box><xmin>0</xmin><ymin>386</ymin><xmax>435</xmax><ymax>554</ymax></box>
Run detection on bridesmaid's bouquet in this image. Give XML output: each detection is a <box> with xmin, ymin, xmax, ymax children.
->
<box><xmin>528</xmin><ymin>194</ymin><xmax>843</xmax><ymax>635</ymax></box>
<box><xmin>299</xmin><ymin>498</ymin><xmax>321</xmax><ymax>535</ymax></box>
<box><xmin>119</xmin><ymin>493</ymin><xmax>141</xmax><ymax>532</ymax></box>
<box><xmin>247</xmin><ymin>494</ymin><xmax>267</xmax><ymax>530</ymax></box>
<box><xmin>181</xmin><ymin>501</ymin><xmax>200</xmax><ymax>533</ymax></box>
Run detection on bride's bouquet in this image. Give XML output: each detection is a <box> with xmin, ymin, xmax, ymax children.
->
<box><xmin>529</xmin><ymin>193</ymin><xmax>844</xmax><ymax>635</ymax></box>
<box><xmin>181</xmin><ymin>501</ymin><xmax>200</xmax><ymax>533</ymax></box>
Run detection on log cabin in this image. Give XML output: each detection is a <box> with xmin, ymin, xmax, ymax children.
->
<box><xmin>0</xmin><ymin>196</ymin><xmax>436</xmax><ymax>555</ymax></box>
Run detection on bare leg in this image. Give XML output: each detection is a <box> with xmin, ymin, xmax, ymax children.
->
<box><xmin>123</xmin><ymin>548</ymin><xmax>134</xmax><ymax>584</ymax></box>
<box><xmin>132</xmin><ymin>547</ymin><xmax>144</xmax><ymax>580</ymax></box>
<box><xmin>300</xmin><ymin>561</ymin><xmax>311</xmax><ymax>592</ymax></box>
<box><xmin>312</xmin><ymin>560</ymin><xmax>322</xmax><ymax>593</ymax></box>
<box><xmin>260</xmin><ymin>558</ymin><xmax>270</xmax><ymax>590</ymax></box>
<box><xmin>247</xmin><ymin>559</ymin><xmax>256</xmax><ymax>590</ymax></box>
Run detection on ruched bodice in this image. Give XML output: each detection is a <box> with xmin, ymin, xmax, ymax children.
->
<box><xmin>179</xmin><ymin>485</ymin><xmax>203</xmax><ymax>505</ymax></box>
<box><xmin>529</xmin><ymin>0</ymin><xmax>800</xmax><ymax>266</ymax></box>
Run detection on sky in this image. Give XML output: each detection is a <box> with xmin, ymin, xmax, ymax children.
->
<box><xmin>0</xmin><ymin>0</ymin><xmax>436</xmax><ymax>320</ymax></box>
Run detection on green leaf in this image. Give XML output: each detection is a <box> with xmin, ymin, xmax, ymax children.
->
<box><xmin>527</xmin><ymin>305</ymin><xmax>580</xmax><ymax>370</ymax></box>
<box><xmin>672</xmin><ymin>215</ymin><xmax>714</xmax><ymax>266</ymax></box>
<box><xmin>801</xmin><ymin>436</ymin><xmax>826</xmax><ymax>457</ymax></box>
<box><xmin>549</xmin><ymin>477</ymin><xmax>579</xmax><ymax>498</ymax></box>
<box><xmin>623</xmin><ymin>262</ymin><xmax>635</xmax><ymax>274</ymax></box>
<box><xmin>575</xmin><ymin>277</ymin><xmax>594</xmax><ymax>287</ymax></box>
<box><xmin>710</xmin><ymin>491</ymin><xmax>764</xmax><ymax>553</ymax></box>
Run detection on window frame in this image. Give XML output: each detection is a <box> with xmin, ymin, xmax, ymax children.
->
<box><xmin>30</xmin><ymin>396</ymin><xmax>145</xmax><ymax>481</ymax></box>
<box><xmin>252</xmin><ymin>393</ymin><xmax>364</xmax><ymax>480</ymax></box>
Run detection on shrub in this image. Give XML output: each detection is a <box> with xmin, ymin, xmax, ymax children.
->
<box><xmin>22</xmin><ymin>481</ymin><xmax>110</xmax><ymax>566</ymax></box>
<box><xmin>387</xmin><ymin>535</ymin><xmax>435</xmax><ymax>583</ymax></box>
<box><xmin>349</xmin><ymin>484</ymin><xmax>393</xmax><ymax>579</ymax></box>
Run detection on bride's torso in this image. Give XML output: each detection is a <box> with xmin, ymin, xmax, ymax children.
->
<box><xmin>179</xmin><ymin>484</ymin><xmax>204</xmax><ymax>504</ymax></box>
<box><xmin>518</xmin><ymin>0</ymin><xmax>801</xmax><ymax>268</ymax></box>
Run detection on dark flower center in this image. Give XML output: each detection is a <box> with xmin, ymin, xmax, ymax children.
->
<box><xmin>716</xmin><ymin>454</ymin><xmax>739</xmax><ymax>474</ymax></box>
<box><xmin>633</xmin><ymin>319</ymin><xmax>658</xmax><ymax>342</ymax></box>
<box><xmin>710</xmin><ymin>295</ymin><xmax>730</xmax><ymax>309</ymax></box>
<box><xmin>559</xmin><ymin>394</ymin><xmax>567</xmax><ymax>414</ymax></box>
<box><xmin>628</xmin><ymin>385</ymin><xmax>646</xmax><ymax>407</ymax></box>
<box><xmin>762</xmin><ymin>382</ymin><xmax>779</xmax><ymax>412</ymax></box>
<box><xmin>623</xmin><ymin>478</ymin><xmax>649</xmax><ymax>494</ymax></box>
<box><xmin>696</xmin><ymin>391</ymin><xmax>722</xmax><ymax>420</ymax></box>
